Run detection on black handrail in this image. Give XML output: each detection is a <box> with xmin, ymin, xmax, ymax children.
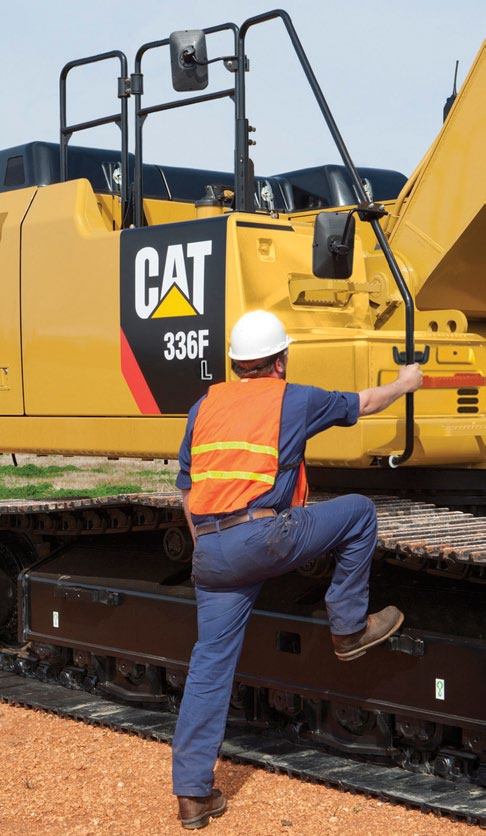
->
<box><xmin>132</xmin><ymin>24</ymin><xmax>239</xmax><ymax>228</ymax></box>
<box><xmin>239</xmin><ymin>9</ymin><xmax>416</xmax><ymax>466</ymax></box>
<box><xmin>60</xmin><ymin>50</ymin><xmax>130</xmax><ymax>226</ymax></box>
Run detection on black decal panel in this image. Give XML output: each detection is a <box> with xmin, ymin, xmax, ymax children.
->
<box><xmin>120</xmin><ymin>217</ymin><xmax>227</xmax><ymax>414</ymax></box>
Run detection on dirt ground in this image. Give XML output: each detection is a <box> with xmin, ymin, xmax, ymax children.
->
<box><xmin>0</xmin><ymin>703</ymin><xmax>482</xmax><ymax>836</ymax></box>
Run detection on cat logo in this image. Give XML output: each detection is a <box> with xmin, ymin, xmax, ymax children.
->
<box><xmin>120</xmin><ymin>217</ymin><xmax>227</xmax><ymax>413</ymax></box>
<box><xmin>135</xmin><ymin>241</ymin><xmax>212</xmax><ymax>319</ymax></box>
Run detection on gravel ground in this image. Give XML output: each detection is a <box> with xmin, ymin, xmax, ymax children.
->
<box><xmin>0</xmin><ymin>703</ymin><xmax>482</xmax><ymax>836</ymax></box>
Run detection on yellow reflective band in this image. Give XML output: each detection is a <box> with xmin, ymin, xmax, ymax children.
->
<box><xmin>191</xmin><ymin>441</ymin><xmax>279</xmax><ymax>457</ymax></box>
<box><xmin>192</xmin><ymin>470</ymin><xmax>275</xmax><ymax>485</ymax></box>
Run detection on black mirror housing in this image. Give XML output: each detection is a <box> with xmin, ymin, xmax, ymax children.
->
<box><xmin>312</xmin><ymin>211</ymin><xmax>355</xmax><ymax>279</ymax></box>
<box><xmin>169</xmin><ymin>30</ymin><xmax>209</xmax><ymax>92</ymax></box>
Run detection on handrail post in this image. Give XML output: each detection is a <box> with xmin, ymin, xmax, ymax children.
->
<box><xmin>59</xmin><ymin>50</ymin><xmax>130</xmax><ymax>226</ymax></box>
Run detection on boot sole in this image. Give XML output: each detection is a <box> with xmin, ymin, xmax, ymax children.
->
<box><xmin>334</xmin><ymin>612</ymin><xmax>405</xmax><ymax>661</ymax></box>
<box><xmin>181</xmin><ymin>799</ymin><xmax>227</xmax><ymax>829</ymax></box>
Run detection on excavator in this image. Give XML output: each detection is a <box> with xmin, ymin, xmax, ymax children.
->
<box><xmin>0</xmin><ymin>10</ymin><xmax>485</xmax><ymax>816</ymax></box>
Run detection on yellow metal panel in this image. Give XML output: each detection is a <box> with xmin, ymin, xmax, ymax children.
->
<box><xmin>95</xmin><ymin>193</ymin><xmax>122</xmax><ymax>231</ymax></box>
<box><xmin>144</xmin><ymin>198</ymin><xmax>197</xmax><ymax>225</ymax></box>
<box><xmin>1</xmin><ymin>409</ymin><xmax>481</xmax><ymax>467</ymax></box>
<box><xmin>0</xmin><ymin>416</ymin><xmax>186</xmax><ymax>459</ymax></box>
<box><xmin>222</xmin><ymin>212</ymin><xmax>486</xmax><ymax>468</ymax></box>
<box><xmin>21</xmin><ymin>180</ymin><xmax>137</xmax><ymax>416</ymax></box>
<box><xmin>389</xmin><ymin>41</ymin><xmax>486</xmax><ymax>315</ymax></box>
<box><xmin>305</xmin><ymin>415</ymin><xmax>486</xmax><ymax>467</ymax></box>
<box><xmin>437</xmin><ymin>346</ymin><xmax>474</xmax><ymax>364</ymax></box>
<box><xmin>225</xmin><ymin>214</ymin><xmax>371</xmax><ymax>340</ymax></box>
<box><xmin>0</xmin><ymin>187</ymin><xmax>37</xmax><ymax>415</ymax></box>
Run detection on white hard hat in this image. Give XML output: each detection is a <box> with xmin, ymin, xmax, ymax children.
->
<box><xmin>228</xmin><ymin>310</ymin><xmax>292</xmax><ymax>361</ymax></box>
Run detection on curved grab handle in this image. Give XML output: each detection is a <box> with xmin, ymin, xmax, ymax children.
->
<box><xmin>388</xmin><ymin>345</ymin><xmax>429</xmax><ymax>468</ymax></box>
<box><xmin>392</xmin><ymin>346</ymin><xmax>430</xmax><ymax>366</ymax></box>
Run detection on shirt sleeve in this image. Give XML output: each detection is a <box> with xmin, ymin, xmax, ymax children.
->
<box><xmin>304</xmin><ymin>386</ymin><xmax>360</xmax><ymax>437</ymax></box>
<box><xmin>175</xmin><ymin>396</ymin><xmax>205</xmax><ymax>491</ymax></box>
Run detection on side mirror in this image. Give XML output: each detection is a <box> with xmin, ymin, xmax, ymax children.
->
<box><xmin>312</xmin><ymin>211</ymin><xmax>355</xmax><ymax>279</ymax></box>
<box><xmin>169</xmin><ymin>30</ymin><xmax>209</xmax><ymax>92</ymax></box>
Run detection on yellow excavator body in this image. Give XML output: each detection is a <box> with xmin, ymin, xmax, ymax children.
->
<box><xmin>0</xmin><ymin>29</ymin><xmax>486</xmax><ymax>473</ymax></box>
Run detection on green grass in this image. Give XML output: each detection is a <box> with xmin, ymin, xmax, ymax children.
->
<box><xmin>0</xmin><ymin>464</ymin><xmax>81</xmax><ymax>477</ymax></box>
<box><xmin>0</xmin><ymin>482</ymin><xmax>147</xmax><ymax>500</ymax></box>
<box><xmin>0</xmin><ymin>458</ymin><xmax>177</xmax><ymax>501</ymax></box>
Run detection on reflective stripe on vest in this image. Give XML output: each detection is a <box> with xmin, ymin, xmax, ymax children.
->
<box><xmin>189</xmin><ymin>378</ymin><xmax>286</xmax><ymax>515</ymax></box>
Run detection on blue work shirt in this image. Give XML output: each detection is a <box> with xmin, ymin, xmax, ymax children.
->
<box><xmin>176</xmin><ymin>382</ymin><xmax>359</xmax><ymax>522</ymax></box>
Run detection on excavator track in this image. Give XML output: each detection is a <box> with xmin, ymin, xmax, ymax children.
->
<box><xmin>374</xmin><ymin>497</ymin><xmax>486</xmax><ymax>565</ymax></box>
<box><xmin>1</xmin><ymin>490</ymin><xmax>486</xmax><ymax>576</ymax></box>
<box><xmin>0</xmin><ymin>668</ymin><xmax>485</xmax><ymax>826</ymax></box>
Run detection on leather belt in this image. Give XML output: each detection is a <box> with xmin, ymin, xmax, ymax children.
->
<box><xmin>195</xmin><ymin>508</ymin><xmax>276</xmax><ymax>537</ymax></box>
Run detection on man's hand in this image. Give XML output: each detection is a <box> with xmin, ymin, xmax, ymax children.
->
<box><xmin>181</xmin><ymin>488</ymin><xmax>196</xmax><ymax>545</ymax></box>
<box><xmin>359</xmin><ymin>363</ymin><xmax>423</xmax><ymax>416</ymax></box>
<box><xmin>397</xmin><ymin>362</ymin><xmax>423</xmax><ymax>393</ymax></box>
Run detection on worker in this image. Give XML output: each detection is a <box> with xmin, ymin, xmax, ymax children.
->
<box><xmin>172</xmin><ymin>310</ymin><xmax>423</xmax><ymax>830</ymax></box>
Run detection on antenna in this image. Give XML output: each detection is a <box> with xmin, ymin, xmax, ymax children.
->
<box><xmin>443</xmin><ymin>59</ymin><xmax>459</xmax><ymax>121</ymax></box>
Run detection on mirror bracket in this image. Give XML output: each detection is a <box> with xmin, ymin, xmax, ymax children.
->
<box><xmin>357</xmin><ymin>202</ymin><xmax>387</xmax><ymax>222</ymax></box>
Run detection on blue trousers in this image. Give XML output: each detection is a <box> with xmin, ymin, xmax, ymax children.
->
<box><xmin>172</xmin><ymin>494</ymin><xmax>377</xmax><ymax>796</ymax></box>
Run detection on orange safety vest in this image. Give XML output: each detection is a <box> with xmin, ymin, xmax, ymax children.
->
<box><xmin>189</xmin><ymin>377</ymin><xmax>308</xmax><ymax>515</ymax></box>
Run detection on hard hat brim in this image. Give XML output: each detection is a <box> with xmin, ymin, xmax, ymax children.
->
<box><xmin>228</xmin><ymin>336</ymin><xmax>293</xmax><ymax>361</ymax></box>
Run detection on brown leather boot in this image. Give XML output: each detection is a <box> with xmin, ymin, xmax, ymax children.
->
<box><xmin>332</xmin><ymin>606</ymin><xmax>404</xmax><ymax>661</ymax></box>
<box><xmin>178</xmin><ymin>789</ymin><xmax>227</xmax><ymax>829</ymax></box>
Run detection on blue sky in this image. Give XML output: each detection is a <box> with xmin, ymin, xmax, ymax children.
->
<box><xmin>5</xmin><ymin>0</ymin><xmax>486</xmax><ymax>179</ymax></box>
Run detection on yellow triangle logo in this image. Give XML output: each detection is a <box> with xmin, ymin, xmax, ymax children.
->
<box><xmin>152</xmin><ymin>285</ymin><xmax>197</xmax><ymax>318</ymax></box>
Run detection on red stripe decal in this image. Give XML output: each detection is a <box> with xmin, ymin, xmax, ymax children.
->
<box><xmin>120</xmin><ymin>328</ymin><xmax>161</xmax><ymax>414</ymax></box>
<box><xmin>422</xmin><ymin>373</ymin><xmax>485</xmax><ymax>389</ymax></box>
